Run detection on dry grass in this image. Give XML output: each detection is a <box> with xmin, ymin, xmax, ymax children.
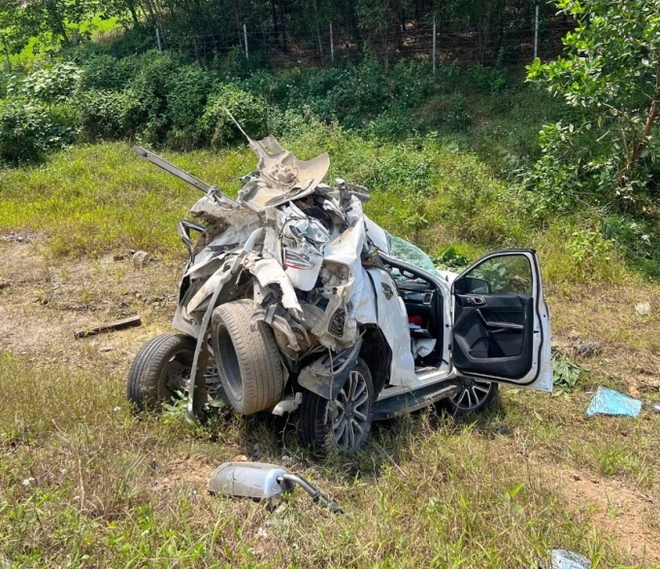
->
<box><xmin>1</xmin><ymin>141</ymin><xmax>660</xmax><ymax>567</ymax></box>
<box><xmin>1</xmin><ymin>239</ymin><xmax>660</xmax><ymax>568</ymax></box>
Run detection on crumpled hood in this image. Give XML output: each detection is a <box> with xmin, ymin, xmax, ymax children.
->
<box><xmin>238</xmin><ymin>135</ymin><xmax>330</xmax><ymax>212</ymax></box>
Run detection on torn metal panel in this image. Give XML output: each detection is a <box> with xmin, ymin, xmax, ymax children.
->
<box><xmin>253</xmin><ymin>258</ymin><xmax>303</xmax><ymax>318</ymax></box>
<box><xmin>297</xmin><ymin>339</ymin><xmax>363</xmax><ymax>401</ymax></box>
<box><xmin>239</xmin><ymin>136</ymin><xmax>330</xmax><ymax>212</ymax></box>
<box><xmin>283</xmin><ymin>244</ymin><xmax>323</xmax><ymax>291</ymax></box>
<box><xmin>186</xmin><ymin>263</ymin><xmax>236</xmax><ymax>315</ymax></box>
<box><xmin>364</xmin><ymin>215</ymin><xmax>389</xmax><ymax>254</ymax></box>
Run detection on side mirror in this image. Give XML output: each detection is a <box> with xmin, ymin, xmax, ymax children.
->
<box><xmin>454</xmin><ymin>277</ymin><xmax>492</xmax><ymax>295</ymax></box>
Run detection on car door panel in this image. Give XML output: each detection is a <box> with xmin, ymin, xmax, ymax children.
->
<box><xmin>450</xmin><ymin>250</ymin><xmax>553</xmax><ymax>391</ymax></box>
<box><xmin>453</xmin><ymin>294</ymin><xmax>533</xmax><ymax>379</ymax></box>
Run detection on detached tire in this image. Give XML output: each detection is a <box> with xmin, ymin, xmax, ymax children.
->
<box><xmin>211</xmin><ymin>299</ymin><xmax>284</xmax><ymax>415</ymax></box>
<box><xmin>127</xmin><ymin>333</ymin><xmax>195</xmax><ymax>411</ymax></box>
<box><xmin>298</xmin><ymin>358</ymin><xmax>374</xmax><ymax>455</ymax></box>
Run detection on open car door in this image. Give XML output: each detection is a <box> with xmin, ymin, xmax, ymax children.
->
<box><xmin>450</xmin><ymin>249</ymin><xmax>552</xmax><ymax>391</ymax></box>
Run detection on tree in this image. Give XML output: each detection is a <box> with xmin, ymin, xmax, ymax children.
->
<box><xmin>527</xmin><ymin>0</ymin><xmax>660</xmax><ymax>207</ymax></box>
<box><xmin>0</xmin><ymin>0</ymin><xmax>32</xmax><ymax>61</ymax></box>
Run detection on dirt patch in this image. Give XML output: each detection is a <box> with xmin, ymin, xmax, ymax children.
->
<box><xmin>548</xmin><ymin>284</ymin><xmax>660</xmax><ymax>396</ymax></box>
<box><xmin>0</xmin><ymin>238</ymin><xmax>181</xmax><ymax>369</ymax></box>
<box><xmin>151</xmin><ymin>454</ymin><xmax>217</xmax><ymax>495</ymax></box>
<box><xmin>558</xmin><ymin>469</ymin><xmax>660</xmax><ymax>564</ymax></box>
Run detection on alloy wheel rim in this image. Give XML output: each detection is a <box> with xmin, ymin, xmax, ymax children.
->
<box><xmin>332</xmin><ymin>370</ymin><xmax>370</xmax><ymax>450</ymax></box>
<box><xmin>164</xmin><ymin>355</ymin><xmax>192</xmax><ymax>394</ymax></box>
<box><xmin>451</xmin><ymin>380</ymin><xmax>492</xmax><ymax>411</ymax></box>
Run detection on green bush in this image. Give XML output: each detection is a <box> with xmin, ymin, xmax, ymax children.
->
<box><xmin>0</xmin><ymin>73</ymin><xmax>8</xmax><ymax>99</ymax></box>
<box><xmin>388</xmin><ymin>60</ymin><xmax>435</xmax><ymax>111</ymax></box>
<box><xmin>416</xmin><ymin>93</ymin><xmax>472</xmax><ymax>131</ymax></box>
<box><xmin>76</xmin><ymin>88</ymin><xmax>143</xmax><ymax>140</ymax></box>
<box><xmin>78</xmin><ymin>54</ymin><xmax>135</xmax><ymax>91</ymax></box>
<box><xmin>200</xmin><ymin>84</ymin><xmax>270</xmax><ymax>146</ymax></box>
<box><xmin>467</xmin><ymin>64</ymin><xmax>509</xmax><ymax>94</ymax></box>
<box><xmin>9</xmin><ymin>62</ymin><xmax>82</xmax><ymax>105</ymax></box>
<box><xmin>0</xmin><ymin>100</ymin><xmax>78</xmax><ymax>165</ymax></box>
<box><xmin>164</xmin><ymin>64</ymin><xmax>217</xmax><ymax>148</ymax></box>
<box><xmin>127</xmin><ymin>51</ymin><xmax>181</xmax><ymax>143</ymax></box>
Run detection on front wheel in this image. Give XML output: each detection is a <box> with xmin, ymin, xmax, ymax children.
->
<box><xmin>297</xmin><ymin>358</ymin><xmax>374</xmax><ymax>455</ymax></box>
<box><xmin>127</xmin><ymin>333</ymin><xmax>195</xmax><ymax>411</ymax></box>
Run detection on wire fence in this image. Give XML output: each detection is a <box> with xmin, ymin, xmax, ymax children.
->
<box><xmin>159</xmin><ymin>17</ymin><xmax>576</xmax><ymax>70</ymax></box>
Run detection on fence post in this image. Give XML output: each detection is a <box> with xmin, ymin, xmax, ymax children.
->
<box><xmin>432</xmin><ymin>19</ymin><xmax>437</xmax><ymax>77</ymax></box>
<box><xmin>243</xmin><ymin>24</ymin><xmax>249</xmax><ymax>60</ymax></box>
<box><xmin>534</xmin><ymin>4</ymin><xmax>539</xmax><ymax>60</ymax></box>
<box><xmin>330</xmin><ymin>23</ymin><xmax>334</xmax><ymax>64</ymax></box>
<box><xmin>155</xmin><ymin>27</ymin><xmax>162</xmax><ymax>52</ymax></box>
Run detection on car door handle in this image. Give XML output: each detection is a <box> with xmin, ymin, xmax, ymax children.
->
<box><xmin>476</xmin><ymin>310</ymin><xmax>523</xmax><ymax>331</ymax></box>
<box><xmin>468</xmin><ymin>296</ymin><xmax>486</xmax><ymax>305</ymax></box>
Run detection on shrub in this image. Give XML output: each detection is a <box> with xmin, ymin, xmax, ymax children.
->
<box><xmin>76</xmin><ymin>88</ymin><xmax>143</xmax><ymax>140</ymax></box>
<box><xmin>9</xmin><ymin>62</ymin><xmax>82</xmax><ymax>105</ymax></box>
<box><xmin>417</xmin><ymin>94</ymin><xmax>472</xmax><ymax>131</ymax></box>
<box><xmin>78</xmin><ymin>54</ymin><xmax>133</xmax><ymax>91</ymax></box>
<box><xmin>388</xmin><ymin>60</ymin><xmax>435</xmax><ymax>111</ymax></box>
<box><xmin>127</xmin><ymin>51</ymin><xmax>181</xmax><ymax>143</ymax></box>
<box><xmin>0</xmin><ymin>101</ymin><xmax>78</xmax><ymax>165</ymax></box>
<box><xmin>200</xmin><ymin>84</ymin><xmax>269</xmax><ymax>146</ymax></box>
<box><xmin>166</xmin><ymin>64</ymin><xmax>216</xmax><ymax>131</ymax></box>
<box><xmin>467</xmin><ymin>64</ymin><xmax>509</xmax><ymax>94</ymax></box>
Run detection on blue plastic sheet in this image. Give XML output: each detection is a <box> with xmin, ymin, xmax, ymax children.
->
<box><xmin>547</xmin><ymin>549</ymin><xmax>591</xmax><ymax>569</ymax></box>
<box><xmin>586</xmin><ymin>386</ymin><xmax>642</xmax><ymax>417</ymax></box>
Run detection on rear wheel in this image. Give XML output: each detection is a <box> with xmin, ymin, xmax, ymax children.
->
<box><xmin>441</xmin><ymin>379</ymin><xmax>498</xmax><ymax>416</ymax></box>
<box><xmin>298</xmin><ymin>358</ymin><xmax>374</xmax><ymax>455</ymax></box>
<box><xmin>211</xmin><ymin>299</ymin><xmax>284</xmax><ymax>415</ymax></box>
<box><xmin>127</xmin><ymin>333</ymin><xmax>195</xmax><ymax>411</ymax></box>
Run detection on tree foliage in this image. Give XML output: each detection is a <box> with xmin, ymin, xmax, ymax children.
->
<box><xmin>527</xmin><ymin>0</ymin><xmax>660</xmax><ymax>208</ymax></box>
<box><xmin>1</xmin><ymin>0</ymin><xmax>547</xmax><ymax>64</ymax></box>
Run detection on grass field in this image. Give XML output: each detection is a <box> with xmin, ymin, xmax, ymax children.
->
<box><xmin>1</xmin><ymin>138</ymin><xmax>659</xmax><ymax>567</ymax></box>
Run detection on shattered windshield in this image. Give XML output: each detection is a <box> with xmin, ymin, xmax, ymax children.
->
<box><xmin>387</xmin><ymin>234</ymin><xmax>440</xmax><ymax>277</ymax></box>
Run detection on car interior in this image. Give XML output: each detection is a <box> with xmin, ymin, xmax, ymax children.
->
<box><xmin>385</xmin><ymin>261</ymin><xmax>446</xmax><ymax>371</ymax></box>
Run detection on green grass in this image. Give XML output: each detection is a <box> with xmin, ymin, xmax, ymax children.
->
<box><xmin>0</xmin><ymin>127</ymin><xmax>629</xmax><ymax>288</ymax></box>
<box><xmin>0</xmin><ymin>351</ymin><xmax>642</xmax><ymax>567</ymax></box>
<box><xmin>0</xmin><ymin>143</ymin><xmax>251</xmax><ymax>257</ymax></box>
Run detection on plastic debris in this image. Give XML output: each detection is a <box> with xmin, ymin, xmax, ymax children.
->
<box><xmin>586</xmin><ymin>386</ymin><xmax>642</xmax><ymax>417</ymax></box>
<box><xmin>546</xmin><ymin>549</ymin><xmax>591</xmax><ymax>569</ymax></box>
<box><xmin>635</xmin><ymin>302</ymin><xmax>651</xmax><ymax>316</ymax></box>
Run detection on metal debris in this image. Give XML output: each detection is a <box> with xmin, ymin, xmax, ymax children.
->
<box><xmin>635</xmin><ymin>302</ymin><xmax>651</xmax><ymax>316</ymax></box>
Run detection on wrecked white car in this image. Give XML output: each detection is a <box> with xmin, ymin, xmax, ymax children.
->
<box><xmin>127</xmin><ymin>134</ymin><xmax>553</xmax><ymax>454</ymax></box>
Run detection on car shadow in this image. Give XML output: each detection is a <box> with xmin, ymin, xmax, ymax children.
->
<box><xmin>202</xmin><ymin>392</ymin><xmax>513</xmax><ymax>488</ymax></box>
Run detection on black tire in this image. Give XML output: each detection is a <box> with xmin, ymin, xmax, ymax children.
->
<box><xmin>127</xmin><ymin>333</ymin><xmax>195</xmax><ymax>411</ymax></box>
<box><xmin>439</xmin><ymin>380</ymin><xmax>498</xmax><ymax>416</ymax></box>
<box><xmin>211</xmin><ymin>299</ymin><xmax>284</xmax><ymax>415</ymax></box>
<box><xmin>298</xmin><ymin>358</ymin><xmax>374</xmax><ymax>455</ymax></box>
